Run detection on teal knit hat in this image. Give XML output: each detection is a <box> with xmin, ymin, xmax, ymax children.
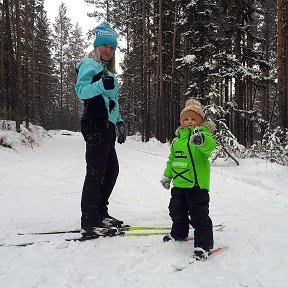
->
<box><xmin>93</xmin><ymin>22</ymin><xmax>118</xmax><ymax>49</ymax></box>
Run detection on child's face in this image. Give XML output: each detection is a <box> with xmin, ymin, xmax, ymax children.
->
<box><xmin>182</xmin><ymin>116</ymin><xmax>198</xmax><ymax>128</ymax></box>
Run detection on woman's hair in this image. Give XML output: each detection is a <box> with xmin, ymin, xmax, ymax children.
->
<box><xmin>88</xmin><ymin>47</ymin><xmax>117</xmax><ymax>74</ymax></box>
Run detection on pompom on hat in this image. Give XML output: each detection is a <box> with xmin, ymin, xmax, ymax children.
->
<box><xmin>93</xmin><ymin>22</ymin><xmax>118</xmax><ymax>49</ymax></box>
<box><xmin>180</xmin><ymin>98</ymin><xmax>205</xmax><ymax>126</ymax></box>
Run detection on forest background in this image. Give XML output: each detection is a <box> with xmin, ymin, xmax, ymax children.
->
<box><xmin>0</xmin><ymin>0</ymin><xmax>287</xmax><ymax>165</ymax></box>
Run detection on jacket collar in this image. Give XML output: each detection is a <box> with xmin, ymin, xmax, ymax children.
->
<box><xmin>176</xmin><ymin>126</ymin><xmax>193</xmax><ymax>138</ymax></box>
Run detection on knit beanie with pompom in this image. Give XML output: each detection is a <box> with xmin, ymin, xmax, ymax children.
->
<box><xmin>179</xmin><ymin>98</ymin><xmax>205</xmax><ymax>126</ymax></box>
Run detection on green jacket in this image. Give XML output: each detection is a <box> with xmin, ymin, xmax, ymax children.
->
<box><xmin>163</xmin><ymin>124</ymin><xmax>216</xmax><ymax>190</ymax></box>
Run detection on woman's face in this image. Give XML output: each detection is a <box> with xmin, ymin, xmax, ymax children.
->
<box><xmin>98</xmin><ymin>44</ymin><xmax>115</xmax><ymax>61</ymax></box>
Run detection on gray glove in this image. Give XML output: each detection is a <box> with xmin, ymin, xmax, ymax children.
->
<box><xmin>190</xmin><ymin>127</ymin><xmax>204</xmax><ymax>146</ymax></box>
<box><xmin>160</xmin><ymin>176</ymin><xmax>171</xmax><ymax>190</ymax></box>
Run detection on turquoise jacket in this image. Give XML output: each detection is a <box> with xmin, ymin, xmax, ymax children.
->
<box><xmin>75</xmin><ymin>57</ymin><xmax>123</xmax><ymax>124</ymax></box>
<box><xmin>164</xmin><ymin>124</ymin><xmax>216</xmax><ymax>190</ymax></box>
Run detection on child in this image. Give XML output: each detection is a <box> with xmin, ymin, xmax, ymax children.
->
<box><xmin>160</xmin><ymin>98</ymin><xmax>216</xmax><ymax>260</ymax></box>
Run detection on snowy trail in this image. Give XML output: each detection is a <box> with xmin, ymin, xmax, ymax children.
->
<box><xmin>0</xmin><ymin>132</ymin><xmax>288</xmax><ymax>288</ymax></box>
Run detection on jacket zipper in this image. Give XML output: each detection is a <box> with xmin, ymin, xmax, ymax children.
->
<box><xmin>187</xmin><ymin>127</ymin><xmax>199</xmax><ymax>187</ymax></box>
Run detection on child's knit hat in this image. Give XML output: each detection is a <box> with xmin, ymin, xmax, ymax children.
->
<box><xmin>93</xmin><ymin>22</ymin><xmax>118</xmax><ymax>49</ymax></box>
<box><xmin>180</xmin><ymin>98</ymin><xmax>205</xmax><ymax>126</ymax></box>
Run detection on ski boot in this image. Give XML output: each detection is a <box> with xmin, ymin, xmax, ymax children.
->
<box><xmin>101</xmin><ymin>215</ymin><xmax>124</xmax><ymax>228</ymax></box>
<box><xmin>81</xmin><ymin>221</ymin><xmax>119</xmax><ymax>238</ymax></box>
<box><xmin>163</xmin><ymin>234</ymin><xmax>187</xmax><ymax>242</ymax></box>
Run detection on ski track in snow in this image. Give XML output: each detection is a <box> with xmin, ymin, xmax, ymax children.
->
<box><xmin>0</xmin><ymin>132</ymin><xmax>288</xmax><ymax>288</ymax></box>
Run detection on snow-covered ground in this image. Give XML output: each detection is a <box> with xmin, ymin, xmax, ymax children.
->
<box><xmin>0</xmin><ymin>128</ymin><xmax>287</xmax><ymax>288</ymax></box>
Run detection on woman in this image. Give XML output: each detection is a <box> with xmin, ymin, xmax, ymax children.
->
<box><xmin>75</xmin><ymin>22</ymin><xmax>126</xmax><ymax>238</ymax></box>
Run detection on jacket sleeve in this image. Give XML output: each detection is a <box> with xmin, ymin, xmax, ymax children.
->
<box><xmin>196</xmin><ymin>126</ymin><xmax>216</xmax><ymax>156</ymax></box>
<box><xmin>116</xmin><ymin>91</ymin><xmax>124</xmax><ymax>123</ymax></box>
<box><xmin>163</xmin><ymin>139</ymin><xmax>176</xmax><ymax>178</ymax></box>
<box><xmin>75</xmin><ymin>61</ymin><xmax>105</xmax><ymax>100</ymax></box>
<box><xmin>117</xmin><ymin>114</ymin><xmax>124</xmax><ymax>124</ymax></box>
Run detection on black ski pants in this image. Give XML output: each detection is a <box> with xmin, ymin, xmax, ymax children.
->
<box><xmin>169</xmin><ymin>186</ymin><xmax>214</xmax><ymax>251</ymax></box>
<box><xmin>80</xmin><ymin>119</ymin><xmax>119</xmax><ymax>229</ymax></box>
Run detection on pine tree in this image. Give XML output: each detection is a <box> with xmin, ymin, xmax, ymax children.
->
<box><xmin>66</xmin><ymin>23</ymin><xmax>88</xmax><ymax>130</ymax></box>
<box><xmin>34</xmin><ymin>0</ymin><xmax>56</xmax><ymax>129</ymax></box>
<box><xmin>52</xmin><ymin>3</ymin><xmax>72</xmax><ymax>129</ymax></box>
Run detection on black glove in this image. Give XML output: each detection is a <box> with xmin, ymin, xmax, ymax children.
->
<box><xmin>102</xmin><ymin>75</ymin><xmax>115</xmax><ymax>90</ymax></box>
<box><xmin>190</xmin><ymin>128</ymin><xmax>204</xmax><ymax>146</ymax></box>
<box><xmin>117</xmin><ymin>123</ymin><xmax>126</xmax><ymax>144</ymax></box>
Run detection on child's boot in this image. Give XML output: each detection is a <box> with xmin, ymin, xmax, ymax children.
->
<box><xmin>193</xmin><ymin>247</ymin><xmax>210</xmax><ymax>261</ymax></box>
<box><xmin>163</xmin><ymin>234</ymin><xmax>173</xmax><ymax>242</ymax></box>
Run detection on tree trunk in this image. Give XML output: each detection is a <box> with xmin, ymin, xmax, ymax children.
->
<box><xmin>145</xmin><ymin>2</ymin><xmax>151</xmax><ymax>142</ymax></box>
<box><xmin>277</xmin><ymin>0</ymin><xmax>285</xmax><ymax>127</ymax></box>
<box><xmin>15</xmin><ymin>0</ymin><xmax>23</xmax><ymax>132</ymax></box>
<box><xmin>246</xmin><ymin>18</ymin><xmax>254</xmax><ymax>146</ymax></box>
<box><xmin>225</xmin><ymin>0</ymin><xmax>233</xmax><ymax>128</ymax></box>
<box><xmin>3</xmin><ymin>0</ymin><xmax>16</xmax><ymax>120</ymax></box>
<box><xmin>262</xmin><ymin>7</ymin><xmax>270</xmax><ymax>123</ymax></box>
<box><xmin>31</xmin><ymin>0</ymin><xmax>36</xmax><ymax>126</ymax></box>
<box><xmin>234</xmin><ymin>0</ymin><xmax>244</xmax><ymax>144</ymax></box>
<box><xmin>170</xmin><ymin>1</ymin><xmax>179</xmax><ymax>139</ymax></box>
<box><xmin>283</xmin><ymin>3</ymin><xmax>288</xmax><ymax>128</ymax></box>
<box><xmin>142</xmin><ymin>0</ymin><xmax>147</xmax><ymax>142</ymax></box>
<box><xmin>0</xmin><ymin>1</ymin><xmax>4</xmax><ymax>117</ymax></box>
<box><xmin>156</xmin><ymin>0</ymin><xmax>164</xmax><ymax>142</ymax></box>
